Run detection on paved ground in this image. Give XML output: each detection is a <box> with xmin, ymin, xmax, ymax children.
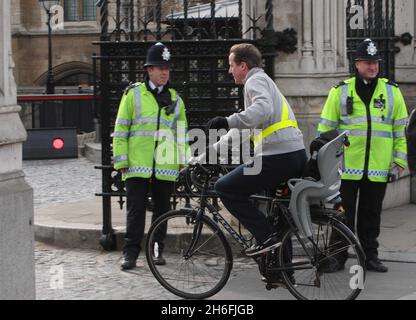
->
<box><xmin>23</xmin><ymin>158</ymin><xmax>101</xmax><ymax>209</ymax></box>
<box><xmin>35</xmin><ymin>242</ymin><xmax>416</xmax><ymax>300</ymax></box>
<box><xmin>34</xmin><ymin>242</ymin><xmax>258</xmax><ymax>300</ymax></box>
<box><xmin>24</xmin><ymin>158</ymin><xmax>416</xmax><ymax>300</ymax></box>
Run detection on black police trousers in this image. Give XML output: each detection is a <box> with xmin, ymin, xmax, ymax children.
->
<box><xmin>123</xmin><ymin>177</ymin><xmax>173</xmax><ymax>260</ymax></box>
<box><xmin>340</xmin><ymin>176</ymin><xmax>387</xmax><ymax>261</ymax></box>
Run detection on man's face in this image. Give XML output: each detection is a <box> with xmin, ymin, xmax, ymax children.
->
<box><xmin>229</xmin><ymin>53</ymin><xmax>248</xmax><ymax>85</ymax></box>
<box><xmin>355</xmin><ymin>60</ymin><xmax>380</xmax><ymax>81</ymax></box>
<box><xmin>147</xmin><ymin>65</ymin><xmax>170</xmax><ymax>87</ymax></box>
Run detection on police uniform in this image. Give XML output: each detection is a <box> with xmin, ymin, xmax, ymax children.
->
<box><xmin>113</xmin><ymin>43</ymin><xmax>190</xmax><ymax>269</ymax></box>
<box><xmin>318</xmin><ymin>39</ymin><xmax>408</xmax><ymax>272</ymax></box>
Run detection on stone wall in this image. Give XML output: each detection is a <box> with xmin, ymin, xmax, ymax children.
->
<box><xmin>0</xmin><ymin>0</ymin><xmax>35</xmax><ymax>300</ymax></box>
<box><xmin>11</xmin><ymin>0</ymin><xmax>100</xmax><ymax>87</ymax></box>
<box><xmin>12</xmin><ymin>32</ymin><xmax>98</xmax><ymax>86</ymax></box>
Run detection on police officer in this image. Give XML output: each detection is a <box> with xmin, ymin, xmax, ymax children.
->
<box><xmin>113</xmin><ymin>43</ymin><xmax>190</xmax><ymax>270</ymax></box>
<box><xmin>318</xmin><ymin>39</ymin><xmax>408</xmax><ymax>272</ymax></box>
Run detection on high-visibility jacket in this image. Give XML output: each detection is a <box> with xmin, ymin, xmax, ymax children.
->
<box><xmin>318</xmin><ymin>77</ymin><xmax>408</xmax><ymax>182</ymax></box>
<box><xmin>112</xmin><ymin>82</ymin><xmax>190</xmax><ymax>182</ymax></box>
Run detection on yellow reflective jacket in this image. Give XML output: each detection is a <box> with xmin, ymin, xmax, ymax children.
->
<box><xmin>112</xmin><ymin>82</ymin><xmax>190</xmax><ymax>181</ymax></box>
<box><xmin>318</xmin><ymin>77</ymin><xmax>408</xmax><ymax>182</ymax></box>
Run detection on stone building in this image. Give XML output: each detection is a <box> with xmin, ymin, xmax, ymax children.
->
<box><xmin>11</xmin><ymin>0</ymin><xmax>416</xmax><ymax>108</ymax></box>
<box><xmin>10</xmin><ymin>0</ymin><xmax>212</xmax><ymax>92</ymax></box>
<box><xmin>0</xmin><ymin>0</ymin><xmax>35</xmax><ymax>300</ymax></box>
<box><xmin>11</xmin><ymin>0</ymin><xmax>100</xmax><ymax>92</ymax></box>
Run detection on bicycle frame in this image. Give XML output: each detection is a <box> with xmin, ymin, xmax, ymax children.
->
<box><xmin>182</xmin><ymin>163</ymin><xmax>349</xmax><ymax>275</ymax></box>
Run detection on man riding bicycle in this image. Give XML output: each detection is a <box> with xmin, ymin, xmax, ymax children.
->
<box><xmin>206</xmin><ymin>43</ymin><xmax>307</xmax><ymax>256</ymax></box>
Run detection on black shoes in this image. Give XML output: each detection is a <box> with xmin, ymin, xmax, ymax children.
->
<box><xmin>366</xmin><ymin>259</ymin><xmax>388</xmax><ymax>273</ymax></box>
<box><xmin>152</xmin><ymin>242</ymin><xmax>167</xmax><ymax>266</ymax></box>
<box><xmin>121</xmin><ymin>257</ymin><xmax>137</xmax><ymax>270</ymax></box>
<box><xmin>319</xmin><ymin>257</ymin><xmax>388</xmax><ymax>273</ymax></box>
<box><xmin>153</xmin><ymin>253</ymin><xmax>166</xmax><ymax>266</ymax></box>
<box><xmin>245</xmin><ymin>235</ymin><xmax>281</xmax><ymax>257</ymax></box>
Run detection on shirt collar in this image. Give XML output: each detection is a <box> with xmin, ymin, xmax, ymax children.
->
<box><xmin>148</xmin><ymin>80</ymin><xmax>163</xmax><ymax>93</ymax></box>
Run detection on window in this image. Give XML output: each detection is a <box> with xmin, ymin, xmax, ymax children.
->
<box><xmin>63</xmin><ymin>0</ymin><xmax>96</xmax><ymax>22</ymax></box>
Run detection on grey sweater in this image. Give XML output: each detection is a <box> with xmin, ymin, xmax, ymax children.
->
<box><xmin>227</xmin><ymin>68</ymin><xmax>305</xmax><ymax>156</ymax></box>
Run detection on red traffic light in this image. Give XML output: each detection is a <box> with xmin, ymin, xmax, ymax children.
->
<box><xmin>52</xmin><ymin>138</ymin><xmax>65</xmax><ymax>150</ymax></box>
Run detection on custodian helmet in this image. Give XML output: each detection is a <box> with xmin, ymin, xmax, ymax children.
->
<box><xmin>354</xmin><ymin>38</ymin><xmax>382</xmax><ymax>61</ymax></box>
<box><xmin>144</xmin><ymin>42</ymin><xmax>172</xmax><ymax>67</ymax></box>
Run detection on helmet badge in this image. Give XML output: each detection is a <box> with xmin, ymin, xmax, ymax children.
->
<box><xmin>367</xmin><ymin>42</ymin><xmax>378</xmax><ymax>56</ymax></box>
<box><xmin>162</xmin><ymin>47</ymin><xmax>171</xmax><ymax>61</ymax></box>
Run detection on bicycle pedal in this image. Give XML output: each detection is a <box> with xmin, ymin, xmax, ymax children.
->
<box><xmin>265</xmin><ymin>282</ymin><xmax>286</xmax><ymax>290</ymax></box>
<box><xmin>262</xmin><ymin>277</ymin><xmax>287</xmax><ymax>290</ymax></box>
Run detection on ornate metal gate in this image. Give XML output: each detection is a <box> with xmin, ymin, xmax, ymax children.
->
<box><xmin>346</xmin><ymin>0</ymin><xmax>397</xmax><ymax>79</ymax></box>
<box><xmin>94</xmin><ymin>0</ymin><xmax>297</xmax><ymax>250</ymax></box>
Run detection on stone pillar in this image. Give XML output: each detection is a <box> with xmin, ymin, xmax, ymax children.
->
<box><xmin>0</xmin><ymin>0</ymin><xmax>35</xmax><ymax>300</ymax></box>
<box><xmin>301</xmin><ymin>0</ymin><xmax>315</xmax><ymax>71</ymax></box>
<box><xmin>271</xmin><ymin>0</ymin><xmax>349</xmax><ymax>148</ymax></box>
<box><xmin>395</xmin><ymin>0</ymin><xmax>416</xmax><ymax>107</ymax></box>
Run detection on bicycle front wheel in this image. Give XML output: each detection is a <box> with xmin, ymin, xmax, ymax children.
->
<box><xmin>279</xmin><ymin>213</ymin><xmax>366</xmax><ymax>300</ymax></box>
<box><xmin>145</xmin><ymin>209</ymin><xmax>233</xmax><ymax>299</ymax></box>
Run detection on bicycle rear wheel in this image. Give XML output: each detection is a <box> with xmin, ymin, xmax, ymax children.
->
<box><xmin>278</xmin><ymin>212</ymin><xmax>366</xmax><ymax>300</ymax></box>
<box><xmin>145</xmin><ymin>209</ymin><xmax>233</xmax><ymax>299</ymax></box>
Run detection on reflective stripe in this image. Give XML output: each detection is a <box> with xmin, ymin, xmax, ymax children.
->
<box><xmin>342</xmin><ymin>129</ymin><xmax>393</xmax><ymax>138</ymax></box>
<box><xmin>155</xmin><ymin>168</ymin><xmax>179</xmax><ymax>177</ymax></box>
<box><xmin>393</xmin><ymin>151</ymin><xmax>407</xmax><ymax>161</ymax></box>
<box><xmin>344</xmin><ymin>168</ymin><xmax>388</xmax><ymax>177</ymax></box>
<box><xmin>340</xmin><ymin>116</ymin><xmax>366</xmax><ymax>125</ymax></box>
<box><xmin>171</xmin><ymin>96</ymin><xmax>181</xmax><ymax>129</ymax></box>
<box><xmin>394</xmin><ymin>117</ymin><xmax>408</xmax><ymax>127</ymax></box>
<box><xmin>127</xmin><ymin>167</ymin><xmax>179</xmax><ymax>178</ymax></box>
<box><xmin>112</xmin><ymin>155</ymin><xmax>128</xmax><ymax>163</ymax></box>
<box><xmin>253</xmin><ymin>120</ymin><xmax>298</xmax><ymax>146</ymax></box>
<box><xmin>340</xmin><ymin>116</ymin><xmax>393</xmax><ymax>125</ymax></box>
<box><xmin>372</xmin><ymin>117</ymin><xmax>393</xmax><ymax>125</ymax></box>
<box><xmin>393</xmin><ymin>131</ymin><xmax>405</xmax><ymax>138</ymax></box>
<box><xmin>129</xmin><ymin>131</ymin><xmax>156</xmax><ymax>138</ymax></box>
<box><xmin>116</xmin><ymin>118</ymin><xmax>132</xmax><ymax>126</ymax></box>
<box><xmin>129</xmin><ymin>130</ymin><xmax>177</xmax><ymax>141</ymax></box>
<box><xmin>320</xmin><ymin>118</ymin><xmax>338</xmax><ymax>128</ymax></box>
<box><xmin>340</xmin><ymin>85</ymin><xmax>349</xmax><ymax>116</ymax></box>
<box><xmin>344</xmin><ymin>169</ymin><xmax>364</xmax><ymax>176</ymax></box>
<box><xmin>368</xmin><ymin>170</ymin><xmax>389</xmax><ymax>177</ymax></box>
<box><xmin>253</xmin><ymin>93</ymin><xmax>298</xmax><ymax>147</ymax></box>
<box><xmin>386</xmin><ymin>84</ymin><xmax>394</xmax><ymax>121</ymax></box>
<box><xmin>134</xmin><ymin>117</ymin><xmax>174</xmax><ymax>129</ymax></box>
<box><xmin>134</xmin><ymin>86</ymin><xmax>142</xmax><ymax>119</ymax></box>
<box><xmin>113</xmin><ymin>131</ymin><xmax>129</xmax><ymax>139</ymax></box>
<box><xmin>127</xmin><ymin>166</ymin><xmax>153</xmax><ymax>175</ymax></box>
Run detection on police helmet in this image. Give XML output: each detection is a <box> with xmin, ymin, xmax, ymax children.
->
<box><xmin>354</xmin><ymin>38</ymin><xmax>382</xmax><ymax>61</ymax></box>
<box><xmin>144</xmin><ymin>42</ymin><xmax>172</xmax><ymax>67</ymax></box>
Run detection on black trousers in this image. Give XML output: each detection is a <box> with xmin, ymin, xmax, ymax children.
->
<box><xmin>215</xmin><ymin>150</ymin><xmax>307</xmax><ymax>243</ymax></box>
<box><xmin>340</xmin><ymin>176</ymin><xmax>387</xmax><ymax>261</ymax></box>
<box><xmin>123</xmin><ymin>177</ymin><xmax>173</xmax><ymax>259</ymax></box>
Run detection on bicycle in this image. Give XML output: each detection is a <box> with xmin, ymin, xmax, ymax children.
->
<box><xmin>145</xmin><ymin>132</ymin><xmax>366</xmax><ymax>300</ymax></box>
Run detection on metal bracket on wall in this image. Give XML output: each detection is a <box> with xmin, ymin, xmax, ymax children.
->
<box><xmin>395</xmin><ymin>32</ymin><xmax>413</xmax><ymax>46</ymax></box>
<box><xmin>260</xmin><ymin>28</ymin><xmax>298</xmax><ymax>54</ymax></box>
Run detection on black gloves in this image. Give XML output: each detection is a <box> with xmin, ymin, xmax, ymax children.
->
<box><xmin>206</xmin><ymin>116</ymin><xmax>229</xmax><ymax>131</ymax></box>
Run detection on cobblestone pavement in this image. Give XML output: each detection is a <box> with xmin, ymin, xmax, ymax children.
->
<box><xmin>35</xmin><ymin>242</ymin><xmax>258</xmax><ymax>300</ymax></box>
<box><xmin>23</xmin><ymin>158</ymin><xmax>101</xmax><ymax>209</ymax></box>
